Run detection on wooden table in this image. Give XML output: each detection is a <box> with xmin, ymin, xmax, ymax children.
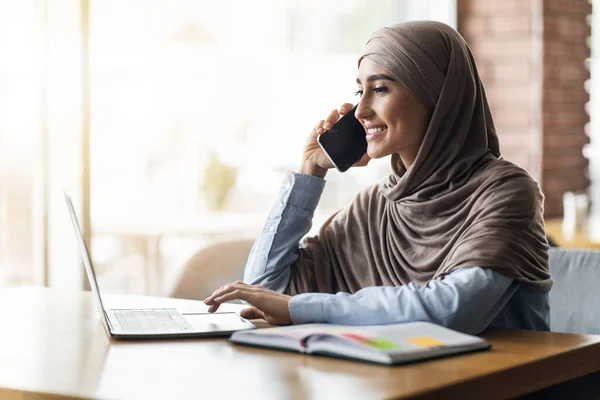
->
<box><xmin>2</xmin><ymin>287</ymin><xmax>600</xmax><ymax>399</ymax></box>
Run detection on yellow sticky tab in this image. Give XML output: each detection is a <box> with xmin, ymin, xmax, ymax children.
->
<box><xmin>407</xmin><ymin>336</ymin><xmax>446</xmax><ymax>347</ymax></box>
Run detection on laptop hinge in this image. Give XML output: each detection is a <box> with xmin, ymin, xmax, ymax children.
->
<box><xmin>104</xmin><ymin>311</ymin><xmax>114</xmax><ymax>330</ymax></box>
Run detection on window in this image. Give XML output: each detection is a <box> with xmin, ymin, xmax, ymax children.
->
<box><xmin>0</xmin><ymin>1</ymin><xmax>40</xmax><ymax>287</ymax></box>
<box><xmin>89</xmin><ymin>0</ymin><xmax>456</xmax><ymax>295</ymax></box>
<box><xmin>0</xmin><ymin>0</ymin><xmax>455</xmax><ymax>292</ymax></box>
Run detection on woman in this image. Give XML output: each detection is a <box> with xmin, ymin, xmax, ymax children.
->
<box><xmin>203</xmin><ymin>21</ymin><xmax>552</xmax><ymax>335</ymax></box>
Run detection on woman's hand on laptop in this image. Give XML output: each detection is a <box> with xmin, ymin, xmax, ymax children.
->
<box><xmin>203</xmin><ymin>281</ymin><xmax>293</xmax><ymax>325</ymax></box>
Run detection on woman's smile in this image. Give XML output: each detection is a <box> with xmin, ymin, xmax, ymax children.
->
<box><xmin>366</xmin><ymin>125</ymin><xmax>388</xmax><ymax>141</ymax></box>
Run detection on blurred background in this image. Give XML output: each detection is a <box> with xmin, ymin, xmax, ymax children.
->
<box><xmin>0</xmin><ymin>0</ymin><xmax>596</xmax><ymax>296</ymax></box>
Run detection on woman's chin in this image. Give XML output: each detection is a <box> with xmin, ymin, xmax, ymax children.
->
<box><xmin>366</xmin><ymin>146</ymin><xmax>389</xmax><ymax>160</ymax></box>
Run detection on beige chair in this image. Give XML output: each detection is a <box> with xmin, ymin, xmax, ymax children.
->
<box><xmin>164</xmin><ymin>238</ymin><xmax>255</xmax><ymax>300</ymax></box>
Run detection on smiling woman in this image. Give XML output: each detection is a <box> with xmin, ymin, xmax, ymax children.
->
<box><xmin>205</xmin><ymin>21</ymin><xmax>552</xmax><ymax>335</ymax></box>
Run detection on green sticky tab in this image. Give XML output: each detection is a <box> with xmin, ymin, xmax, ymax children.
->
<box><xmin>366</xmin><ymin>338</ymin><xmax>400</xmax><ymax>350</ymax></box>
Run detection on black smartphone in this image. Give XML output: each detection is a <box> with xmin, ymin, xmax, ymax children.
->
<box><xmin>317</xmin><ymin>105</ymin><xmax>367</xmax><ymax>172</ymax></box>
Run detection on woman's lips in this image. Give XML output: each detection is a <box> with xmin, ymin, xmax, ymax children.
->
<box><xmin>366</xmin><ymin>128</ymin><xmax>387</xmax><ymax>141</ymax></box>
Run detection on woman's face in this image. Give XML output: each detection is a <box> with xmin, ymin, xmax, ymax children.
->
<box><xmin>355</xmin><ymin>58</ymin><xmax>430</xmax><ymax>167</ymax></box>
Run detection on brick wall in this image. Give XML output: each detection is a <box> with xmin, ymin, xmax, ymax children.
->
<box><xmin>457</xmin><ymin>0</ymin><xmax>591</xmax><ymax>217</ymax></box>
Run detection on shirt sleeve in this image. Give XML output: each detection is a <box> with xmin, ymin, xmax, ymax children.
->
<box><xmin>289</xmin><ymin>267</ymin><xmax>519</xmax><ymax>335</ymax></box>
<box><xmin>243</xmin><ymin>171</ymin><xmax>325</xmax><ymax>292</ymax></box>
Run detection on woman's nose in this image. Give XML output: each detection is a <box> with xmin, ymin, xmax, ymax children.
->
<box><xmin>355</xmin><ymin>100</ymin><xmax>371</xmax><ymax>120</ymax></box>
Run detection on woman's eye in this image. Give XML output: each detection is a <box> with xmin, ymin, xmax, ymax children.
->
<box><xmin>354</xmin><ymin>86</ymin><xmax>387</xmax><ymax>97</ymax></box>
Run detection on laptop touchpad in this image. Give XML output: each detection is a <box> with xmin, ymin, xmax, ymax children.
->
<box><xmin>182</xmin><ymin>312</ymin><xmax>247</xmax><ymax>329</ymax></box>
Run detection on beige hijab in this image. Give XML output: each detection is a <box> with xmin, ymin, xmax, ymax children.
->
<box><xmin>286</xmin><ymin>21</ymin><xmax>552</xmax><ymax>295</ymax></box>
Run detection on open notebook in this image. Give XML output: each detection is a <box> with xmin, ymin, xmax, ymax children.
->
<box><xmin>229</xmin><ymin>321</ymin><xmax>490</xmax><ymax>365</ymax></box>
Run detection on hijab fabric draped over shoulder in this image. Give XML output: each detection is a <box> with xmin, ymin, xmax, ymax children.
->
<box><xmin>286</xmin><ymin>21</ymin><xmax>551</xmax><ymax>296</ymax></box>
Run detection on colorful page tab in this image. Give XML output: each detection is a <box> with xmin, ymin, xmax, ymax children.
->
<box><xmin>407</xmin><ymin>336</ymin><xmax>446</xmax><ymax>347</ymax></box>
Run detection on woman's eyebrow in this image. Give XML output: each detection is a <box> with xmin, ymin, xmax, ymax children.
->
<box><xmin>355</xmin><ymin>74</ymin><xmax>396</xmax><ymax>84</ymax></box>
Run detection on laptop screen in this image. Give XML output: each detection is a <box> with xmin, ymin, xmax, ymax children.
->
<box><xmin>64</xmin><ymin>192</ymin><xmax>112</xmax><ymax>335</ymax></box>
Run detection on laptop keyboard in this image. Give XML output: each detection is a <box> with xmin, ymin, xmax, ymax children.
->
<box><xmin>107</xmin><ymin>308</ymin><xmax>193</xmax><ymax>334</ymax></box>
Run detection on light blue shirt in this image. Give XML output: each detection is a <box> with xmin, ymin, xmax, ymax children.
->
<box><xmin>244</xmin><ymin>171</ymin><xmax>550</xmax><ymax>335</ymax></box>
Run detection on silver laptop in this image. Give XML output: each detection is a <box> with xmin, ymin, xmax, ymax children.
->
<box><xmin>64</xmin><ymin>193</ymin><xmax>256</xmax><ymax>340</ymax></box>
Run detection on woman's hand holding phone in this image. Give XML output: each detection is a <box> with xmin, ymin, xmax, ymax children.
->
<box><xmin>300</xmin><ymin>102</ymin><xmax>370</xmax><ymax>179</ymax></box>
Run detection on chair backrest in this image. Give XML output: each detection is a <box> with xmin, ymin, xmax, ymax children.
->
<box><xmin>164</xmin><ymin>238</ymin><xmax>255</xmax><ymax>300</ymax></box>
<box><xmin>548</xmin><ymin>248</ymin><xmax>600</xmax><ymax>334</ymax></box>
